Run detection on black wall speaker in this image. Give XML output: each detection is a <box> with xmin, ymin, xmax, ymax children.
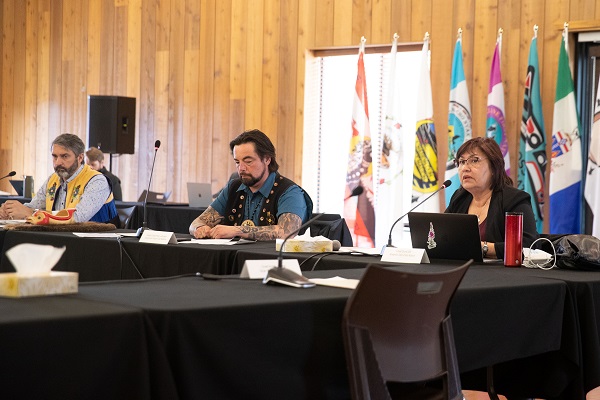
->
<box><xmin>87</xmin><ymin>95</ymin><xmax>136</xmax><ymax>154</ymax></box>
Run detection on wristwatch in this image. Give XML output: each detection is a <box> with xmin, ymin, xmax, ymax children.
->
<box><xmin>482</xmin><ymin>241</ymin><xmax>489</xmax><ymax>257</ymax></box>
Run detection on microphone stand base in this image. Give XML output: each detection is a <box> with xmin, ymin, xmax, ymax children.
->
<box><xmin>135</xmin><ymin>226</ymin><xmax>145</xmax><ymax>239</ymax></box>
<box><xmin>263</xmin><ymin>267</ymin><xmax>316</xmax><ymax>288</ymax></box>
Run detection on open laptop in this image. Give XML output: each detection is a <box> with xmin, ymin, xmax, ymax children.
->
<box><xmin>408</xmin><ymin>212</ymin><xmax>483</xmax><ymax>262</ymax></box>
<box><xmin>9</xmin><ymin>180</ymin><xmax>23</xmax><ymax>196</ymax></box>
<box><xmin>137</xmin><ymin>190</ymin><xmax>172</xmax><ymax>205</ymax></box>
<box><xmin>186</xmin><ymin>182</ymin><xmax>213</xmax><ymax>208</ymax></box>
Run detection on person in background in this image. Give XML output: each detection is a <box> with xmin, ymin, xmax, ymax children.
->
<box><xmin>445</xmin><ymin>137</ymin><xmax>538</xmax><ymax>259</ymax></box>
<box><xmin>189</xmin><ymin>129</ymin><xmax>313</xmax><ymax>241</ymax></box>
<box><xmin>85</xmin><ymin>147</ymin><xmax>123</xmax><ymax>201</ymax></box>
<box><xmin>0</xmin><ymin>133</ymin><xmax>118</xmax><ymax>223</ymax></box>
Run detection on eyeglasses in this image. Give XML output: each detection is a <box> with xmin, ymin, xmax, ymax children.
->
<box><xmin>454</xmin><ymin>156</ymin><xmax>487</xmax><ymax>168</ymax></box>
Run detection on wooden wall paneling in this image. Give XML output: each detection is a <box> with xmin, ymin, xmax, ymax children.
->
<box><xmin>471</xmin><ymin>0</ymin><xmax>498</xmax><ymax>139</ymax></box>
<box><xmin>181</xmin><ymin>0</ymin><xmax>200</xmax><ymax>186</ymax></box>
<box><xmin>24</xmin><ymin>0</ymin><xmax>39</xmax><ymax>181</ymax></box>
<box><xmin>167</xmin><ymin>0</ymin><xmax>185</xmax><ymax>199</ymax></box>
<box><xmin>0</xmin><ymin>1</ymin><xmax>13</xmax><ymax>189</ymax></box>
<box><xmin>371</xmin><ymin>0</ymin><xmax>391</xmax><ymax>44</ymax></box>
<box><xmin>570</xmin><ymin>0</ymin><xmax>596</xmax><ymax>21</ymax></box>
<box><xmin>430</xmin><ymin>0</ymin><xmax>454</xmax><ymax>197</ymax></box>
<box><xmin>87</xmin><ymin>0</ymin><xmax>101</xmax><ymax>96</ymax></box>
<box><xmin>498</xmin><ymin>0</ymin><xmax>522</xmax><ymax>181</ymax></box>
<box><xmin>99</xmin><ymin>0</ymin><xmax>115</xmax><ymax>94</ymax></box>
<box><xmin>410</xmin><ymin>0</ymin><xmax>432</xmax><ymax>42</ymax></box>
<box><xmin>114</xmin><ymin>3</ymin><xmax>128</xmax><ymax>93</ymax></box>
<box><xmin>351</xmin><ymin>0</ymin><xmax>372</xmax><ymax>45</ymax></box>
<box><xmin>137</xmin><ymin>0</ymin><xmax>157</xmax><ymax>200</ymax></box>
<box><xmin>197</xmin><ymin>0</ymin><xmax>217</xmax><ymax>186</ymax></box>
<box><xmin>230</xmin><ymin>0</ymin><xmax>247</xmax><ymax>102</ymax></box>
<box><xmin>35</xmin><ymin>0</ymin><xmax>51</xmax><ymax>182</ymax></box>
<box><xmin>541</xmin><ymin>0</ymin><xmax>569</xmax><ymax>232</ymax></box>
<box><xmin>12</xmin><ymin>1</ymin><xmax>25</xmax><ymax>178</ymax></box>
<box><xmin>118</xmin><ymin>0</ymin><xmax>142</xmax><ymax>196</ymax></box>
<box><xmin>391</xmin><ymin>0</ymin><xmax>411</xmax><ymax>43</ymax></box>
<box><xmin>261</xmin><ymin>0</ymin><xmax>281</xmax><ymax>142</ymax></box>
<box><xmin>278</xmin><ymin>0</ymin><xmax>299</xmax><ymax>181</ymax></box>
<box><xmin>212</xmin><ymin>0</ymin><xmax>233</xmax><ymax>189</ymax></box>
<box><xmin>315</xmin><ymin>0</ymin><xmax>334</xmax><ymax>47</ymax></box>
<box><xmin>295</xmin><ymin>0</ymin><xmax>316</xmax><ymax>187</ymax></box>
<box><xmin>244</xmin><ymin>0</ymin><xmax>264</xmax><ymax>130</ymax></box>
<box><xmin>333</xmin><ymin>0</ymin><xmax>352</xmax><ymax>46</ymax></box>
<box><xmin>153</xmin><ymin>0</ymin><xmax>171</xmax><ymax>194</ymax></box>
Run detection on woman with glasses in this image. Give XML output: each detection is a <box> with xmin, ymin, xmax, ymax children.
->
<box><xmin>445</xmin><ymin>137</ymin><xmax>538</xmax><ymax>259</ymax></box>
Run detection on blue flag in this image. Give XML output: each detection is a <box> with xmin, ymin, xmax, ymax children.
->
<box><xmin>549</xmin><ymin>28</ymin><xmax>582</xmax><ymax>234</ymax></box>
<box><xmin>445</xmin><ymin>33</ymin><xmax>471</xmax><ymax>206</ymax></box>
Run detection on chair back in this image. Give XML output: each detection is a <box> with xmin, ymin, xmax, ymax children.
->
<box><xmin>342</xmin><ymin>261</ymin><xmax>471</xmax><ymax>400</ymax></box>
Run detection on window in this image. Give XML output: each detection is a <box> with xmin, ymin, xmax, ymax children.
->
<box><xmin>303</xmin><ymin>45</ymin><xmax>421</xmax><ymax>247</ymax></box>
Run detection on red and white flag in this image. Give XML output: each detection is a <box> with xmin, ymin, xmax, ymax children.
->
<box><xmin>344</xmin><ymin>37</ymin><xmax>375</xmax><ymax>247</ymax></box>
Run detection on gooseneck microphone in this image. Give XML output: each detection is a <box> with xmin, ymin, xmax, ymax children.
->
<box><xmin>136</xmin><ymin>140</ymin><xmax>161</xmax><ymax>238</ymax></box>
<box><xmin>344</xmin><ymin>185</ymin><xmax>364</xmax><ymax>200</ymax></box>
<box><xmin>386</xmin><ymin>179</ymin><xmax>452</xmax><ymax>248</ymax></box>
<box><xmin>0</xmin><ymin>171</ymin><xmax>16</xmax><ymax>181</ymax></box>
<box><xmin>263</xmin><ymin>213</ymin><xmax>325</xmax><ymax>288</ymax></box>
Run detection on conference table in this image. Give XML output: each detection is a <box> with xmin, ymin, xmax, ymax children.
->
<box><xmin>1</xmin><ymin>227</ymin><xmax>599</xmax><ymax>398</ymax></box>
<box><xmin>0</xmin><ymin>263</ymin><xmax>583</xmax><ymax>400</ymax></box>
<box><xmin>0</xmin><ymin>230</ymin><xmax>370</xmax><ymax>281</ymax></box>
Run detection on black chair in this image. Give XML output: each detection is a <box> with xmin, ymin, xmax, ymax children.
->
<box><xmin>300</xmin><ymin>213</ymin><xmax>354</xmax><ymax>246</ymax></box>
<box><xmin>116</xmin><ymin>205</ymin><xmax>137</xmax><ymax>229</ymax></box>
<box><xmin>342</xmin><ymin>261</ymin><xmax>471</xmax><ymax>400</ymax></box>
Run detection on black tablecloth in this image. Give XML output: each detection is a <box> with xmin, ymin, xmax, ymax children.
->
<box><xmin>0</xmin><ymin>230</ymin><xmax>278</xmax><ymax>281</ymax></box>
<box><xmin>73</xmin><ymin>265</ymin><xmax>576</xmax><ymax>399</ymax></box>
<box><xmin>0</xmin><ymin>295</ymin><xmax>177</xmax><ymax>400</ymax></box>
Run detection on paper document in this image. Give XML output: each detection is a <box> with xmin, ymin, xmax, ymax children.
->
<box><xmin>309</xmin><ymin>276</ymin><xmax>359</xmax><ymax>290</ymax></box>
<box><xmin>73</xmin><ymin>233</ymin><xmax>123</xmax><ymax>238</ymax></box>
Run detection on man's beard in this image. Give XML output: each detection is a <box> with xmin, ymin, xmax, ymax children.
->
<box><xmin>240</xmin><ymin>168</ymin><xmax>266</xmax><ymax>188</ymax></box>
<box><xmin>55</xmin><ymin>163</ymin><xmax>79</xmax><ymax>180</ymax></box>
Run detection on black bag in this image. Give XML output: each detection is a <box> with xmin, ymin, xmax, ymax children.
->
<box><xmin>553</xmin><ymin>234</ymin><xmax>600</xmax><ymax>271</ymax></box>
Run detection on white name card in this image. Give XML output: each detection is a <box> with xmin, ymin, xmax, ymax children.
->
<box><xmin>241</xmin><ymin>259</ymin><xmax>301</xmax><ymax>279</ymax></box>
<box><xmin>380</xmin><ymin>247</ymin><xmax>430</xmax><ymax>264</ymax></box>
<box><xmin>139</xmin><ymin>230</ymin><xmax>177</xmax><ymax>245</ymax></box>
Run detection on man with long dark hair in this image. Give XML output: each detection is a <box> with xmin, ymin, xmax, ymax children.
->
<box><xmin>189</xmin><ymin>129</ymin><xmax>312</xmax><ymax>241</ymax></box>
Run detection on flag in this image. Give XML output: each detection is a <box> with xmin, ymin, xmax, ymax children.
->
<box><xmin>486</xmin><ymin>33</ymin><xmax>510</xmax><ymax>175</ymax></box>
<box><xmin>375</xmin><ymin>35</ymin><xmax>404</xmax><ymax>247</ymax></box>
<box><xmin>411</xmin><ymin>34</ymin><xmax>439</xmax><ymax>211</ymax></box>
<box><xmin>344</xmin><ymin>38</ymin><xmax>375</xmax><ymax>246</ymax></box>
<box><xmin>584</xmin><ymin>71</ymin><xmax>600</xmax><ymax>236</ymax></box>
<box><xmin>445</xmin><ymin>32</ymin><xmax>472</xmax><ymax>206</ymax></box>
<box><xmin>550</xmin><ymin>28</ymin><xmax>582</xmax><ymax>234</ymax></box>
<box><xmin>517</xmin><ymin>30</ymin><xmax>546</xmax><ymax>233</ymax></box>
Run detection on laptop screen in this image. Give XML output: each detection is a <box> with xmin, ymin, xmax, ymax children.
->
<box><xmin>408</xmin><ymin>212</ymin><xmax>483</xmax><ymax>262</ymax></box>
<box><xmin>186</xmin><ymin>183</ymin><xmax>212</xmax><ymax>208</ymax></box>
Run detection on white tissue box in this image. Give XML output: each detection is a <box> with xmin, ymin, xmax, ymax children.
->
<box><xmin>276</xmin><ymin>238</ymin><xmax>333</xmax><ymax>253</ymax></box>
<box><xmin>0</xmin><ymin>272</ymin><xmax>78</xmax><ymax>297</ymax></box>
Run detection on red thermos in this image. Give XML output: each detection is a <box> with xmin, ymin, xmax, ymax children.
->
<box><xmin>504</xmin><ymin>212</ymin><xmax>523</xmax><ymax>267</ymax></box>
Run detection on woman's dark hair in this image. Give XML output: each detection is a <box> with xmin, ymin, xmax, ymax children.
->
<box><xmin>229</xmin><ymin>129</ymin><xmax>279</xmax><ymax>173</ymax></box>
<box><xmin>455</xmin><ymin>136</ymin><xmax>512</xmax><ymax>190</ymax></box>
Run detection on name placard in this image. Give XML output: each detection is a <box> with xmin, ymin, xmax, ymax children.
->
<box><xmin>380</xmin><ymin>247</ymin><xmax>430</xmax><ymax>264</ymax></box>
<box><xmin>139</xmin><ymin>230</ymin><xmax>177</xmax><ymax>245</ymax></box>
<box><xmin>241</xmin><ymin>259</ymin><xmax>301</xmax><ymax>279</ymax></box>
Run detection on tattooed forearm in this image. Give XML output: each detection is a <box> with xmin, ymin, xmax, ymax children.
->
<box><xmin>189</xmin><ymin>206</ymin><xmax>224</xmax><ymax>234</ymax></box>
<box><xmin>238</xmin><ymin>213</ymin><xmax>302</xmax><ymax>240</ymax></box>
